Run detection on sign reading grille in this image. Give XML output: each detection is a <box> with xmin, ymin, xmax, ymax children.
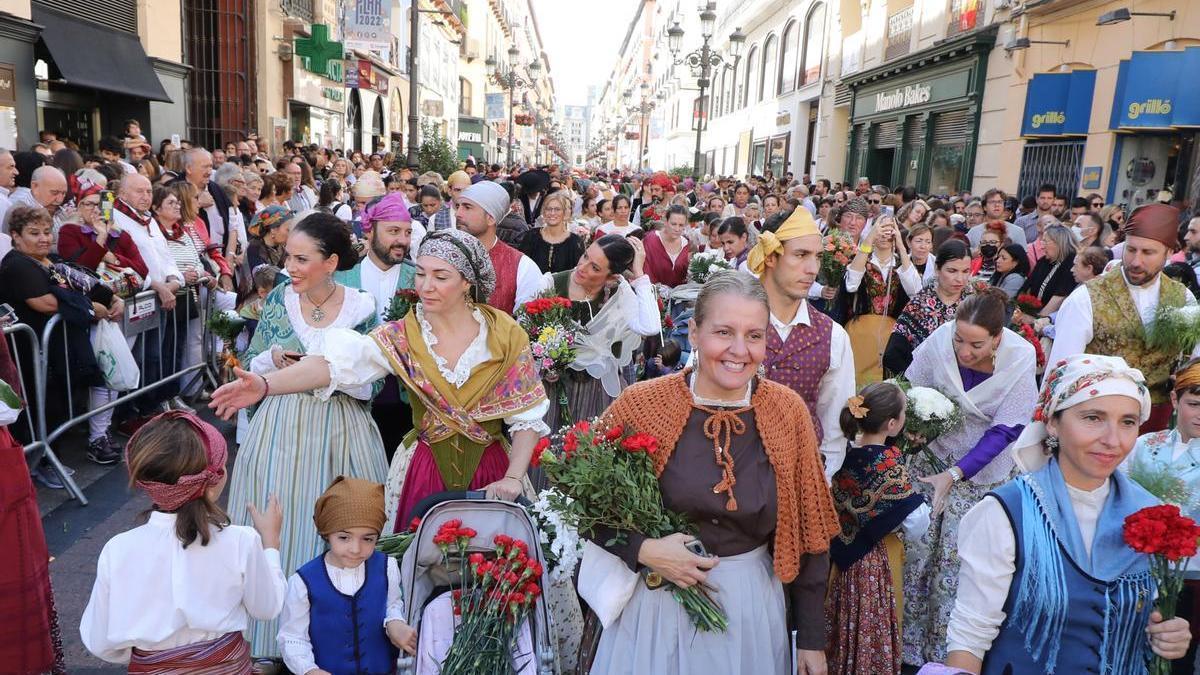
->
<box><xmin>35</xmin><ymin>0</ymin><xmax>136</xmax><ymax>33</ymax></box>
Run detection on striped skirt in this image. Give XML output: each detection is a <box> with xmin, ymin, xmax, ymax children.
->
<box><xmin>227</xmin><ymin>391</ymin><xmax>388</xmax><ymax>657</ymax></box>
<box><xmin>128</xmin><ymin>631</ymin><xmax>251</xmax><ymax>674</ymax></box>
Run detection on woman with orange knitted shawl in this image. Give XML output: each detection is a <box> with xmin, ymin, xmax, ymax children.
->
<box><xmin>581</xmin><ymin>271</ymin><xmax>840</xmax><ymax>675</ymax></box>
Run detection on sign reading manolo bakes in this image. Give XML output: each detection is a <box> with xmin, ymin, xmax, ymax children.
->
<box><xmin>853</xmin><ymin>67</ymin><xmax>972</xmax><ymax>119</ymax></box>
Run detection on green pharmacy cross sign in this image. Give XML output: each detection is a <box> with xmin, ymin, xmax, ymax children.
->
<box><xmin>296</xmin><ymin>23</ymin><xmax>344</xmax><ymax>83</ymax></box>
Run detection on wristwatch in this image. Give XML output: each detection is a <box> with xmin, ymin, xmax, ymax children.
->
<box><xmin>858</xmin><ymin>243</ymin><xmax>873</xmax><ymax>255</ymax></box>
<box><xmin>948</xmin><ymin>466</ymin><xmax>964</xmax><ymax>482</ymax></box>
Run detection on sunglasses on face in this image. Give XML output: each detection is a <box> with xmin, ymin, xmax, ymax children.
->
<box><xmin>1091</xmin><ymin>202</ymin><xmax>1103</xmax><ymax>208</ymax></box>
<box><xmin>869</xmin><ymin>199</ymin><xmax>881</xmax><ymax>205</ymax></box>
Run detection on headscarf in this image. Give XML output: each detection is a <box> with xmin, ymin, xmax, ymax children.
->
<box><xmin>1124</xmin><ymin>203</ymin><xmax>1181</xmax><ymax>251</ymax></box>
<box><xmin>840</xmin><ymin>197</ymin><xmax>869</xmax><ymax>219</ymax></box>
<box><xmin>417</xmin><ymin>229</ymin><xmax>496</xmax><ymax>302</ymax></box>
<box><xmin>248</xmin><ymin>205</ymin><xmax>293</xmax><ymax>239</ymax></box>
<box><xmin>459</xmin><ymin>181</ymin><xmax>511</xmax><ymax>224</ymax></box>
<box><xmin>1174</xmin><ymin>359</ymin><xmax>1200</xmax><ymax>394</ymax></box>
<box><xmin>126</xmin><ymin>411</ymin><xmax>228</xmax><ymax>511</ymax></box>
<box><xmin>747</xmin><ymin>207</ymin><xmax>820</xmax><ymax>275</ymax></box>
<box><xmin>313</xmin><ymin>476</ymin><xmax>387</xmax><ymax>536</ymax></box>
<box><xmin>360</xmin><ymin>192</ymin><xmax>411</xmax><ymax>234</ymax></box>
<box><xmin>1012</xmin><ymin>354</ymin><xmax>1151</xmax><ymax>472</ymax></box>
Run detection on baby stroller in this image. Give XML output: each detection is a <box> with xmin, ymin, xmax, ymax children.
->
<box><xmin>396</xmin><ymin>491</ymin><xmax>559</xmax><ymax>675</ymax></box>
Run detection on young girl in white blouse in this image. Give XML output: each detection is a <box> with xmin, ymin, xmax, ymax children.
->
<box><xmin>277</xmin><ymin>476</ymin><xmax>417</xmax><ymax>675</ymax></box>
<box><xmin>80</xmin><ymin>411</ymin><xmax>286</xmax><ymax>670</ymax></box>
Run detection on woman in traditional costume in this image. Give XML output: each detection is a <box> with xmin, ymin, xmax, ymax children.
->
<box><xmin>944</xmin><ymin>355</ymin><xmax>1192</xmax><ymax>673</ymax></box>
<box><xmin>535</xmin><ymin>233</ymin><xmax>661</xmax><ymax>433</ymax></box>
<box><xmin>212</xmin><ymin>228</ymin><xmax>550</xmax><ymax>534</ymax></box>
<box><xmin>826</xmin><ymin>382</ymin><xmax>929</xmax><ymax>675</ymax></box>
<box><xmin>0</xmin><ymin>333</ymin><xmax>64</xmax><ymax>674</ymax></box>
<box><xmin>226</xmin><ymin>212</ymin><xmax>387</xmax><ymax>657</ymax></box>
<box><xmin>882</xmin><ymin>239</ymin><xmax>974</xmax><ymax>377</ymax></box>
<box><xmin>579</xmin><ymin>271</ymin><xmax>840</xmax><ymax>675</ymax></box>
<box><xmin>841</xmin><ymin>215</ymin><xmax>923</xmax><ymax>386</ymax></box>
<box><xmin>900</xmin><ymin>287</ymin><xmax>1038</xmax><ymax>666</ymax></box>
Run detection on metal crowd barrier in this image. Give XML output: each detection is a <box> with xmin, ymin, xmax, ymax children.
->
<box><xmin>31</xmin><ymin>285</ymin><xmax>223</xmax><ymax>505</ymax></box>
<box><xmin>4</xmin><ymin>321</ymin><xmax>50</xmax><ymax>459</ymax></box>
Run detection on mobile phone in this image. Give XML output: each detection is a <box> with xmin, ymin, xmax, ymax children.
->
<box><xmin>883</xmin><ymin>205</ymin><xmax>895</xmax><ymax>217</ymax></box>
<box><xmin>282</xmin><ymin>350</ymin><xmax>304</xmax><ymax>362</ymax></box>
<box><xmin>99</xmin><ymin>190</ymin><xmax>115</xmax><ymax>222</ymax></box>
<box><xmin>0</xmin><ymin>302</ymin><xmax>15</xmax><ymax>326</ymax></box>
<box><xmin>685</xmin><ymin>539</ymin><xmax>710</xmax><ymax>558</ymax></box>
<box><xmin>170</xmin><ymin>133</ymin><xmax>181</xmax><ymax>149</ymax></box>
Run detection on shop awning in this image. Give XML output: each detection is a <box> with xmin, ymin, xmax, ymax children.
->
<box><xmin>1109</xmin><ymin>47</ymin><xmax>1200</xmax><ymax>130</ymax></box>
<box><xmin>1020</xmin><ymin>70</ymin><xmax>1095</xmax><ymax>137</ymax></box>
<box><xmin>33</xmin><ymin>6</ymin><xmax>172</xmax><ymax>103</ymax></box>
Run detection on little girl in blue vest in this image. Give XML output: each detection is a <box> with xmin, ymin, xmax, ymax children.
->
<box><xmin>277</xmin><ymin>476</ymin><xmax>417</xmax><ymax>675</ymax></box>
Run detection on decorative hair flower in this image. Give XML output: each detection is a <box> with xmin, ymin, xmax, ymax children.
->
<box><xmin>847</xmin><ymin>395</ymin><xmax>870</xmax><ymax>419</ymax></box>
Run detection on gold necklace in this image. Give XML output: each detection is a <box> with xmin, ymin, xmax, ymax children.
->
<box><xmin>305</xmin><ymin>283</ymin><xmax>338</xmax><ymax>322</ymax></box>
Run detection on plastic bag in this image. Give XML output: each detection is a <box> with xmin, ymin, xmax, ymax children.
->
<box><xmin>91</xmin><ymin>320</ymin><xmax>140</xmax><ymax>391</ymax></box>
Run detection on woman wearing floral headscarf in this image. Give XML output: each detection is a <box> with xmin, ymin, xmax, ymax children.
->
<box><xmin>944</xmin><ymin>354</ymin><xmax>1192</xmax><ymax>674</ymax></box>
<box><xmin>212</xmin><ymin>228</ymin><xmax>550</xmax><ymax>533</ymax></box>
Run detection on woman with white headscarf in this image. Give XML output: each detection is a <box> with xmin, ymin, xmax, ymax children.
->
<box><xmin>944</xmin><ymin>354</ymin><xmax>1192</xmax><ymax>674</ymax></box>
<box><xmin>213</xmin><ymin>228</ymin><xmax>551</xmax><ymax>532</ymax></box>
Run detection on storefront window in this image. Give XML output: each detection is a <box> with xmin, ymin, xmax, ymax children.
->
<box><xmin>929</xmin><ymin>142</ymin><xmax>965</xmax><ymax>195</ymax></box>
<box><xmin>751</xmin><ymin>142</ymin><xmax>767</xmax><ymax>175</ymax></box>
<box><xmin>768</xmin><ymin>135</ymin><xmax>789</xmax><ymax>178</ymax></box>
<box><xmin>1113</xmin><ymin>133</ymin><xmax>1195</xmax><ymax>209</ymax></box>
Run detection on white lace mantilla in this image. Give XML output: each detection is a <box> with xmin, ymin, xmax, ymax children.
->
<box><xmin>415</xmin><ymin>304</ymin><xmax>491</xmax><ymax>388</ymax></box>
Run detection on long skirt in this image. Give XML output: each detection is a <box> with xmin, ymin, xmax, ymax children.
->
<box><xmin>227</xmin><ymin>391</ymin><xmax>388</xmax><ymax>657</ymax></box>
<box><xmin>529</xmin><ymin>373</ymin><xmax>615</xmax><ymax>492</ymax></box>
<box><xmin>901</xmin><ymin>453</ymin><xmax>1010</xmax><ymax>665</ymax></box>
<box><xmin>386</xmin><ymin>438</ymin><xmax>510</xmax><ymax>533</ymax></box>
<box><xmin>0</xmin><ymin>428</ymin><xmax>64</xmax><ymax>674</ymax></box>
<box><xmin>590</xmin><ymin>545</ymin><xmax>789</xmax><ymax>675</ymax></box>
<box><xmin>826</xmin><ymin>540</ymin><xmax>902</xmax><ymax>675</ymax></box>
<box><xmin>846</xmin><ymin>314</ymin><xmax>896</xmax><ymax>388</ymax></box>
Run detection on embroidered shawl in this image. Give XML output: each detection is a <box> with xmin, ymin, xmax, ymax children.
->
<box><xmin>829</xmin><ymin>444</ymin><xmax>925</xmax><ymax>570</ymax></box>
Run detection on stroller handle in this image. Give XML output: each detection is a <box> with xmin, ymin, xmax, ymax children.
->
<box><xmin>409</xmin><ymin>490</ymin><xmax>534</xmax><ymax>519</ymax></box>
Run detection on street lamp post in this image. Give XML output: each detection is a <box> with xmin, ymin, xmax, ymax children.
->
<box><xmin>667</xmin><ymin>2</ymin><xmax>744</xmax><ymax>180</ymax></box>
<box><xmin>624</xmin><ymin>82</ymin><xmax>655</xmax><ymax>170</ymax></box>
<box><xmin>486</xmin><ymin>46</ymin><xmax>540</xmax><ymax>168</ymax></box>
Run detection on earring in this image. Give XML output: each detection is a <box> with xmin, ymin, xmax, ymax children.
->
<box><xmin>1045</xmin><ymin>435</ymin><xmax>1060</xmax><ymax>453</ymax></box>
<box><xmin>756</xmin><ymin>363</ymin><xmax>766</xmax><ymax>378</ymax></box>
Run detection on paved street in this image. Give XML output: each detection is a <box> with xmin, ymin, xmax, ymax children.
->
<box><xmin>41</xmin><ymin>412</ymin><xmax>238</xmax><ymax>674</ymax></box>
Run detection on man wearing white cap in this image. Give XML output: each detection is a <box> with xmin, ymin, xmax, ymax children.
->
<box><xmin>456</xmin><ymin>181</ymin><xmax>541</xmax><ymax>313</ymax></box>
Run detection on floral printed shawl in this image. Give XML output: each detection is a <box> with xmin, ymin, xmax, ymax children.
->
<box><xmin>892</xmin><ymin>283</ymin><xmax>975</xmax><ymax>350</ymax></box>
<box><xmin>829</xmin><ymin>444</ymin><xmax>924</xmax><ymax>570</ymax></box>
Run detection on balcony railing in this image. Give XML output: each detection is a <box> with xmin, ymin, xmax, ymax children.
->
<box><xmin>280</xmin><ymin>0</ymin><xmax>313</xmax><ymax>22</ymax></box>
<box><xmin>946</xmin><ymin>0</ymin><xmax>980</xmax><ymax>37</ymax></box>
<box><xmin>885</xmin><ymin>6</ymin><xmax>913</xmax><ymax>61</ymax></box>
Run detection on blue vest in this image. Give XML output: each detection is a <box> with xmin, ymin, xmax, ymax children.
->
<box><xmin>297</xmin><ymin>551</ymin><xmax>399</xmax><ymax>675</ymax></box>
<box><xmin>981</xmin><ymin>480</ymin><xmax>1153</xmax><ymax>675</ymax></box>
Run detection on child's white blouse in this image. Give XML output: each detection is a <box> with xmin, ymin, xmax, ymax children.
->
<box><xmin>80</xmin><ymin>512</ymin><xmax>286</xmax><ymax>663</ymax></box>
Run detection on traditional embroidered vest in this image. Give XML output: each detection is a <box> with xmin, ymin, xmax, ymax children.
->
<box><xmin>488</xmin><ymin>240</ymin><xmax>523</xmax><ymax>314</ymax></box>
<box><xmin>297</xmin><ymin>551</ymin><xmax>399</xmax><ymax>675</ymax></box>
<box><xmin>764</xmin><ymin>308</ymin><xmax>833</xmax><ymax>443</ymax></box>
<box><xmin>1086</xmin><ymin>269</ymin><xmax>1187</xmax><ymax>402</ymax></box>
<box><xmin>643</xmin><ymin>231</ymin><xmax>689</xmax><ymax>287</ymax></box>
<box><xmin>982</xmin><ymin>479</ymin><xmax>1153</xmax><ymax>675</ymax></box>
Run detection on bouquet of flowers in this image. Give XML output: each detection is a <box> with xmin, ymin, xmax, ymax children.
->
<box><xmin>1122</xmin><ymin>505</ymin><xmax>1200</xmax><ymax>675</ymax></box>
<box><xmin>384</xmin><ymin>288</ymin><xmax>420</xmax><ymax>322</ymax></box>
<box><xmin>819</xmin><ymin>229</ymin><xmax>857</xmax><ymax>288</ymax></box>
<box><xmin>1013</xmin><ymin>322</ymin><xmax>1047</xmax><ymax>370</ymax></box>
<box><xmin>1014</xmin><ymin>293</ymin><xmax>1044</xmax><ymax>316</ymax></box>
<box><xmin>376</xmin><ymin>516</ymin><xmax>423</xmax><ymax>562</ymax></box>
<box><xmin>655</xmin><ymin>292</ymin><xmax>675</xmax><ymax>341</ymax></box>
<box><xmin>537</xmin><ymin>419</ymin><xmax>728</xmax><ymax>631</ymax></box>
<box><xmin>688</xmin><ymin>249</ymin><xmax>733</xmax><ymax>285</ymax></box>
<box><xmin>526</xmin><ymin>483</ymin><xmax>584</xmax><ymax>581</ymax></box>
<box><xmin>206</xmin><ymin>309</ymin><xmax>247</xmax><ymax>383</ymax></box>
<box><xmin>515</xmin><ymin>296</ymin><xmax>582</xmax><ymax>423</ymax></box>
<box><xmin>422</xmin><ymin>520</ymin><xmax>545</xmax><ymax>675</ymax></box>
<box><xmin>891</xmin><ymin>379</ymin><xmax>963</xmax><ymax>473</ymax></box>
<box><xmin>1147</xmin><ymin>304</ymin><xmax>1200</xmax><ymax>360</ymax></box>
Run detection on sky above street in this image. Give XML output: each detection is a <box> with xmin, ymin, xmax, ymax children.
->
<box><xmin>531</xmin><ymin>0</ymin><xmax>640</xmax><ymax>107</ymax></box>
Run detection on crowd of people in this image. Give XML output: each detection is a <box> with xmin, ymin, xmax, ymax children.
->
<box><xmin>2</xmin><ymin>122</ymin><xmax>1200</xmax><ymax>674</ymax></box>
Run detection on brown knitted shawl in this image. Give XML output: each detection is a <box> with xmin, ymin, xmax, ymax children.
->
<box><xmin>601</xmin><ymin>370</ymin><xmax>840</xmax><ymax>583</ymax></box>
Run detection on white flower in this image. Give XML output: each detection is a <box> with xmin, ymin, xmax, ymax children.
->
<box><xmin>1176</xmin><ymin>305</ymin><xmax>1200</xmax><ymax>323</ymax></box>
<box><xmin>222</xmin><ymin>309</ymin><xmax>241</xmax><ymax>321</ymax></box>
<box><xmin>908</xmin><ymin>386</ymin><xmax>955</xmax><ymax>421</ymax></box>
<box><xmin>529</xmin><ymin>489</ymin><xmax>583</xmax><ymax>581</ymax></box>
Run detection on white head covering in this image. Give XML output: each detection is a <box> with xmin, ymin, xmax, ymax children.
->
<box><xmin>460</xmin><ymin>181</ymin><xmax>510</xmax><ymax>224</ymax></box>
<box><xmin>1012</xmin><ymin>354</ymin><xmax>1151</xmax><ymax>472</ymax></box>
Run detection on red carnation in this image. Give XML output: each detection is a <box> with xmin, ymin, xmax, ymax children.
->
<box><xmin>408</xmin><ymin>517</ymin><xmax>422</xmax><ymax>533</ymax></box>
<box><xmin>604</xmin><ymin>425</ymin><xmax>625</xmax><ymax>442</ymax></box>
<box><xmin>531</xmin><ymin>437</ymin><xmax>551</xmax><ymax>468</ymax></box>
<box><xmin>457</xmin><ymin>527</ymin><xmax>477</xmax><ymax>540</ymax></box>
<box><xmin>621</xmin><ymin>432</ymin><xmax>659</xmax><ymax>455</ymax></box>
<box><xmin>468</xmin><ymin>552</ymin><xmax>485</xmax><ymax>566</ymax></box>
<box><xmin>494</xmin><ymin>534</ymin><xmax>513</xmax><ymax>548</ymax></box>
<box><xmin>572</xmin><ymin>420</ymin><xmax>591</xmax><ymax>434</ymax></box>
<box><xmin>563</xmin><ymin>432</ymin><xmax>579</xmax><ymax>455</ymax></box>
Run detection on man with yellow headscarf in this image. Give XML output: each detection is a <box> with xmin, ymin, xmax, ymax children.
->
<box><xmin>748</xmin><ymin>207</ymin><xmax>856</xmax><ymax>479</ymax></box>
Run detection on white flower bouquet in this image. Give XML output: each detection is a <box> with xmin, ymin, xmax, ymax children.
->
<box><xmin>527</xmin><ymin>488</ymin><xmax>583</xmax><ymax>581</ymax></box>
<box><xmin>687</xmin><ymin>249</ymin><xmax>733</xmax><ymax>285</ymax></box>
<box><xmin>899</xmin><ymin>383</ymin><xmax>963</xmax><ymax>473</ymax></box>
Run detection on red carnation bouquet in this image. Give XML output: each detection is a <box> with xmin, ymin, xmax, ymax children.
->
<box><xmin>1015</xmin><ymin>293</ymin><xmax>1043</xmax><ymax>316</ymax></box>
<box><xmin>427</xmin><ymin>520</ymin><xmax>544</xmax><ymax>675</ymax></box>
<box><xmin>537</xmin><ymin>419</ymin><xmax>728</xmax><ymax>631</ymax></box>
<box><xmin>516</xmin><ymin>296</ymin><xmax>581</xmax><ymax>422</ymax></box>
<box><xmin>1123</xmin><ymin>504</ymin><xmax>1200</xmax><ymax>675</ymax></box>
<box><xmin>1014</xmin><ymin>322</ymin><xmax>1046</xmax><ymax>369</ymax></box>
